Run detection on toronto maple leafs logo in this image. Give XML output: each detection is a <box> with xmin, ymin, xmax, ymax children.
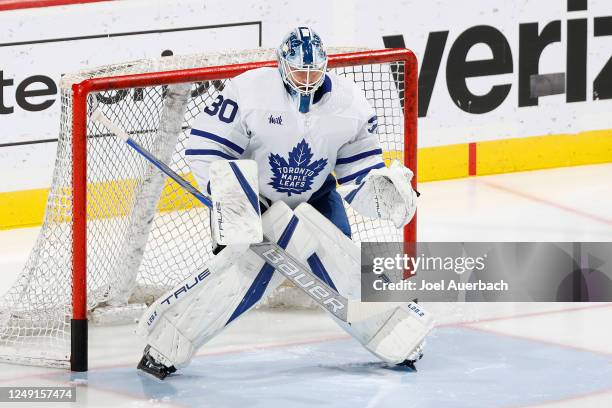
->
<box><xmin>268</xmin><ymin>139</ymin><xmax>328</xmax><ymax>196</ymax></box>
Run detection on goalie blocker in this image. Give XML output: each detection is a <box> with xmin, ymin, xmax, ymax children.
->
<box><xmin>209</xmin><ymin>159</ymin><xmax>263</xmax><ymax>245</ymax></box>
<box><xmin>136</xmin><ymin>195</ymin><xmax>434</xmax><ymax>376</ymax></box>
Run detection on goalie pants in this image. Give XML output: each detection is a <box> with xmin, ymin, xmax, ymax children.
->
<box><xmin>306</xmin><ymin>174</ymin><xmax>351</xmax><ymax>238</ymax></box>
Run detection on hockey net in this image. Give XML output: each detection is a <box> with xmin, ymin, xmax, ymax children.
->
<box><xmin>0</xmin><ymin>48</ymin><xmax>417</xmax><ymax>369</ymax></box>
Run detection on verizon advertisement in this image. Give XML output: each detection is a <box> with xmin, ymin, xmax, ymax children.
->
<box><xmin>0</xmin><ymin>0</ymin><xmax>611</xmax><ymax>190</ymax></box>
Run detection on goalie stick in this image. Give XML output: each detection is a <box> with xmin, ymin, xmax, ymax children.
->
<box><xmin>91</xmin><ymin>109</ymin><xmax>359</xmax><ymax>322</ymax></box>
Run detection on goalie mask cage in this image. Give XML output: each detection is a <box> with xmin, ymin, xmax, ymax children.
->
<box><xmin>0</xmin><ymin>48</ymin><xmax>417</xmax><ymax>371</ymax></box>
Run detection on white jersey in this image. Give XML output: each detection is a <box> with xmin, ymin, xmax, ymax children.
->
<box><xmin>186</xmin><ymin>67</ymin><xmax>384</xmax><ymax>209</ymax></box>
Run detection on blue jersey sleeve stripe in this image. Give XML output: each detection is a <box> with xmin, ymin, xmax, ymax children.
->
<box><xmin>337</xmin><ymin>162</ymin><xmax>386</xmax><ymax>184</ymax></box>
<box><xmin>336</xmin><ymin>148</ymin><xmax>383</xmax><ymax>165</ymax></box>
<box><xmin>190</xmin><ymin>128</ymin><xmax>245</xmax><ymax>155</ymax></box>
<box><xmin>184</xmin><ymin>149</ymin><xmax>238</xmax><ymax>160</ymax></box>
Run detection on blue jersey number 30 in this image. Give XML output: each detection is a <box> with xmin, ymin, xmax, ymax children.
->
<box><xmin>204</xmin><ymin>95</ymin><xmax>238</xmax><ymax>124</ymax></box>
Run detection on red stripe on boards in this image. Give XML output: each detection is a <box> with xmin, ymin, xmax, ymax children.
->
<box><xmin>0</xmin><ymin>0</ymin><xmax>110</xmax><ymax>12</ymax></box>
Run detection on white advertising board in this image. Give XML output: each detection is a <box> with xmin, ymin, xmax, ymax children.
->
<box><xmin>0</xmin><ymin>0</ymin><xmax>610</xmax><ymax>190</ymax></box>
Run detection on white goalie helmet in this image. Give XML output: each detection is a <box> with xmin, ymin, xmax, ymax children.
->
<box><xmin>276</xmin><ymin>26</ymin><xmax>328</xmax><ymax>113</ymax></box>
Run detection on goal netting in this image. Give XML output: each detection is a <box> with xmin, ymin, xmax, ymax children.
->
<box><xmin>0</xmin><ymin>48</ymin><xmax>417</xmax><ymax>369</ymax></box>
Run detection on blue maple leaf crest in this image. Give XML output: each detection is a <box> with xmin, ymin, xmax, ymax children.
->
<box><xmin>268</xmin><ymin>139</ymin><xmax>328</xmax><ymax>196</ymax></box>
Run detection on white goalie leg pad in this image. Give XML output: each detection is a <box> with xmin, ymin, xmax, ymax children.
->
<box><xmin>210</xmin><ymin>159</ymin><xmax>263</xmax><ymax>245</ymax></box>
<box><xmin>352</xmin><ymin>302</ymin><xmax>434</xmax><ymax>364</ymax></box>
<box><xmin>135</xmin><ymin>244</ymin><xmax>255</xmax><ymax>367</ymax></box>
<box><xmin>292</xmin><ymin>203</ymin><xmax>434</xmax><ymax>364</ymax></box>
<box><xmin>136</xmin><ymin>201</ymin><xmax>296</xmax><ymax>368</ymax></box>
<box><xmin>291</xmin><ymin>203</ymin><xmax>361</xmax><ymax>297</ymax></box>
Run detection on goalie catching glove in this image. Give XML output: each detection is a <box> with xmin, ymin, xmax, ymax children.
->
<box><xmin>344</xmin><ymin>160</ymin><xmax>417</xmax><ymax>228</ymax></box>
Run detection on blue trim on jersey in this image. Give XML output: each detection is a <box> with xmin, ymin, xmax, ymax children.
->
<box><xmin>229</xmin><ymin>161</ymin><xmax>260</xmax><ymax>216</ymax></box>
<box><xmin>307</xmin><ymin>253</ymin><xmax>338</xmax><ymax>292</ymax></box>
<box><xmin>336</xmin><ymin>149</ymin><xmax>383</xmax><ymax>165</ymax></box>
<box><xmin>190</xmin><ymin>129</ymin><xmax>245</xmax><ymax>155</ymax></box>
<box><xmin>206</xmin><ymin>181</ymin><xmax>211</xmax><ymax>195</ymax></box>
<box><xmin>337</xmin><ymin>162</ymin><xmax>386</xmax><ymax>184</ymax></box>
<box><xmin>184</xmin><ymin>149</ymin><xmax>238</xmax><ymax>160</ymax></box>
<box><xmin>343</xmin><ymin>181</ymin><xmax>366</xmax><ymax>204</ymax></box>
<box><xmin>225</xmin><ymin>216</ymin><xmax>299</xmax><ymax>325</ymax></box>
<box><xmin>312</xmin><ymin>75</ymin><xmax>332</xmax><ymax>104</ymax></box>
<box><xmin>298</xmin><ymin>94</ymin><xmax>311</xmax><ymax>113</ymax></box>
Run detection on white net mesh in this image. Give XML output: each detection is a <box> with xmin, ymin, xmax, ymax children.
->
<box><xmin>0</xmin><ymin>48</ymin><xmax>412</xmax><ymax>368</ymax></box>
